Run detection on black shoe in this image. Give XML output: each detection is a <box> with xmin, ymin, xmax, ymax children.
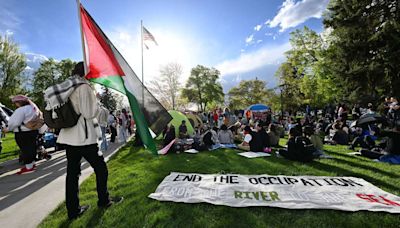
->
<box><xmin>68</xmin><ymin>205</ymin><xmax>90</xmax><ymax>220</ymax></box>
<box><xmin>99</xmin><ymin>196</ymin><xmax>124</xmax><ymax>208</ymax></box>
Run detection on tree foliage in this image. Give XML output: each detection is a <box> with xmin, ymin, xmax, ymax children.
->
<box><xmin>277</xmin><ymin>0</ymin><xmax>400</xmax><ymax>110</ymax></box>
<box><xmin>31</xmin><ymin>58</ymin><xmax>76</xmax><ymax>108</ymax></box>
<box><xmin>228</xmin><ymin>78</ymin><xmax>272</xmax><ymax>110</ymax></box>
<box><xmin>99</xmin><ymin>86</ymin><xmax>122</xmax><ymax>112</ymax></box>
<box><xmin>0</xmin><ymin>35</ymin><xmax>27</xmax><ymax>107</ymax></box>
<box><xmin>323</xmin><ymin>0</ymin><xmax>400</xmax><ymax>103</ymax></box>
<box><xmin>181</xmin><ymin>65</ymin><xmax>224</xmax><ymax>112</ymax></box>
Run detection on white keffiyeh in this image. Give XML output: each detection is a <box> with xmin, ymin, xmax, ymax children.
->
<box><xmin>44</xmin><ymin>76</ymin><xmax>88</xmax><ymax>110</ymax></box>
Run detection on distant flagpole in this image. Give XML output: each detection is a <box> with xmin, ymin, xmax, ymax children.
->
<box><xmin>141</xmin><ymin>20</ymin><xmax>144</xmax><ymax>106</ymax></box>
<box><xmin>76</xmin><ymin>0</ymin><xmax>88</xmax><ymax>75</ymax></box>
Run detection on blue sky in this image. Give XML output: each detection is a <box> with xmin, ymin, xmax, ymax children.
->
<box><xmin>0</xmin><ymin>0</ymin><xmax>329</xmax><ymax>91</ymax></box>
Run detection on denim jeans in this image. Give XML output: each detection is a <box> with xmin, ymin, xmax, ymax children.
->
<box><xmin>100</xmin><ymin>126</ymin><xmax>108</xmax><ymax>152</ymax></box>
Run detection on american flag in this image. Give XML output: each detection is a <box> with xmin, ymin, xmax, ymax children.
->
<box><xmin>143</xmin><ymin>26</ymin><xmax>158</xmax><ymax>48</ymax></box>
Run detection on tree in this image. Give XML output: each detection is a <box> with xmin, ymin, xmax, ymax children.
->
<box><xmin>99</xmin><ymin>86</ymin><xmax>119</xmax><ymax>112</ymax></box>
<box><xmin>276</xmin><ymin>26</ymin><xmax>342</xmax><ymax>110</ymax></box>
<box><xmin>0</xmin><ymin>35</ymin><xmax>27</xmax><ymax>107</ymax></box>
<box><xmin>31</xmin><ymin>58</ymin><xmax>76</xmax><ymax>108</ymax></box>
<box><xmin>324</xmin><ymin>0</ymin><xmax>400</xmax><ymax>103</ymax></box>
<box><xmin>181</xmin><ymin>65</ymin><xmax>224</xmax><ymax>112</ymax></box>
<box><xmin>148</xmin><ymin>62</ymin><xmax>182</xmax><ymax>110</ymax></box>
<box><xmin>227</xmin><ymin>78</ymin><xmax>272</xmax><ymax>110</ymax></box>
<box><xmin>275</xmin><ymin>62</ymin><xmax>304</xmax><ymax>112</ymax></box>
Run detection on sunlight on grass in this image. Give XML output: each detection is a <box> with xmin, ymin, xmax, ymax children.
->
<box><xmin>40</xmin><ymin>140</ymin><xmax>400</xmax><ymax>227</ymax></box>
<box><xmin>0</xmin><ymin>133</ymin><xmax>19</xmax><ymax>163</ymax></box>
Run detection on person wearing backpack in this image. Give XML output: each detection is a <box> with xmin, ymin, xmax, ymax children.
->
<box><xmin>44</xmin><ymin>62</ymin><xmax>122</xmax><ymax>220</ymax></box>
<box><xmin>5</xmin><ymin>95</ymin><xmax>43</xmax><ymax>174</ymax></box>
<box><xmin>278</xmin><ymin>128</ymin><xmax>314</xmax><ymax>162</ymax></box>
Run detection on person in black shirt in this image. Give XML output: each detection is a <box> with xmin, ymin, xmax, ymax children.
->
<box><xmin>256</xmin><ymin>122</ymin><xmax>270</xmax><ymax>148</ymax></box>
<box><xmin>163</xmin><ymin>126</ymin><xmax>176</xmax><ymax>147</ymax></box>
<box><xmin>248</xmin><ymin>126</ymin><xmax>264</xmax><ymax>152</ymax></box>
<box><xmin>179</xmin><ymin>120</ymin><xmax>188</xmax><ymax>139</ymax></box>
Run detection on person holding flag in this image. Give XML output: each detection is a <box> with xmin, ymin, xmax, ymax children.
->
<box><xmin>53</xmin><ymin>62</ymin><xmax>123</xmax><ymax>220</ymax></box>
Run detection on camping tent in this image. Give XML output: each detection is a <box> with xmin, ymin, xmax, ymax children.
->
<box><xmin>246</xmin><ymin>104</ymin><xmax>271</xmax><ymax>121</ymax></box>
<box><xmin>247</xmin><ymin>104</ymin><xmax>270</xmax><ymax>112</ymax></box>
<box><xmin>186</xmin><ymin>113</ymin><xmax>203</xmax><ymax>129</ymax></box>
<box><xmin>168</xmin><ymin>110</ymin><xmax>194</xmax><ymax>136</ymax></box>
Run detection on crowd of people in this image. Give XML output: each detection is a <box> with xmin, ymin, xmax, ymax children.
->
<box><xmin>0</xmin><ymin>62</ymin><xmax>123</xmax><ymax>219</ymax></box>
<box><xmin>0</xmin><ymin>61</ymin><xmax>399</xmax><ymax>219</ymax></box>
<box><xmin>161</xmin><ymin>100</ymin><xmax>400</xmax><ymax>164</ymax></box>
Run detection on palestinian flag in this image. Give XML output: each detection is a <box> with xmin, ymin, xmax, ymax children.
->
<box><xmin>79</xmin><ymin>4</ymin><xmax>172</xmax><ymax>154</ymax></box>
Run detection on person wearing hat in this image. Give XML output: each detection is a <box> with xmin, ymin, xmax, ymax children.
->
<box><xmin>6</xmin><ymin>95</ymin><xmax>40</xmax><ymax>174</ymax></box>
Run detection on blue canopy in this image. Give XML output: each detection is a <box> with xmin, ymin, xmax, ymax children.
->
<box><xmin>247</xmin><ymin>104</ymin><xmax>270</xmax><ymax>112</ymax></box>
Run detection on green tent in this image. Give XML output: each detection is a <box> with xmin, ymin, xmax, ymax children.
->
<box><xmin>168</xmin><ymin>110</ymin><xmax>194</xmax><ymax>136</ymax></box>
<box><xmin>186</xmin><ymin>113</ymin><xmax>203</xmax><ymax>129</ymax></box>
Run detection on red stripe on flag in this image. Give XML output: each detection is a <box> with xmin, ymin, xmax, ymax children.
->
<box><xmin>80</xmin><ymin>5</ymin><xmax>125</xmax><ymax>79</ymax></box>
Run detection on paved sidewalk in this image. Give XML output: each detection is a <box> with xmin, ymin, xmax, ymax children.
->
<box><xmin>0</xmin><ymin>138</ymin><xmax>129</xmax><ymax>228</ymax></box>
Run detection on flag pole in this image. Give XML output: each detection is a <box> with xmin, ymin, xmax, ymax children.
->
<box><xmin>141</xmin><ymin>20</ymin><xmax>144</xmax><ymax>106</ymax></box>
<box><xmin>76</xmin><ymin>0</ymin><xmax>88</xmax><ymax>75</ymax></box>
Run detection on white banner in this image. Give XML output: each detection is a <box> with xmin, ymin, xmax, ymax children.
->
<box><xmin>149</xmin><ymin>172</ymin><xmax>400</xmax><ymax>213</ymax></box>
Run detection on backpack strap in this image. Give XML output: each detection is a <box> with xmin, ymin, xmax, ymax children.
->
<box><xmin>84</xmin><ymin>118</ymin><xmax>88</xmax><ymax>139</ymax></box>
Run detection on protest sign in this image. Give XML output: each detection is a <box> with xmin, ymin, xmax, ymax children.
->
<box><xmin>149</xmin><ymin>172</ymin><xmax>400</xmax><ymax>213</ymax></box>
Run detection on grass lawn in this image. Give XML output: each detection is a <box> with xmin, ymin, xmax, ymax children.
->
<box><xmin>0</xmin><ymin>133</ymin><xmax>19</xmax><ymax>163</ymax></box>
<box><xmin>40</xmin><ymin>139</ymin><xmax>400</xmax><ymax>228</ymax></box>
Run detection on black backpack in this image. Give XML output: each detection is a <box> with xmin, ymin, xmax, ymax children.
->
<box><xmin>294</xmin><ymin>136</ymin><xmax>315</xmax><ymax>162</ymax></box>
<box><xmin>43</xmin><ymin>99</ymin><xmax>81</xmax><ymax>129</ymax></box>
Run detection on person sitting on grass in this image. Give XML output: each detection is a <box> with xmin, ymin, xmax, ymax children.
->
<box><xmin>255</xmin><ymin>122</ymin><xmax>270</xmax><ymax>151</ymax></box>
<box><xmin>237</xmin><ymin>126</ymin><xmax>252</xmax><ymax>151</ymax></box>
<box><xmin>303</xmin><ymin>126</ymin><xmax>324</xmax><ymax>158</ymax></box>
<box><xmin>163</xmin><ymin>125</ymin><xmax>176</xmax><ymax>147</ymax></box>
<box><xmin>238</xmin><ymin>126</ymin><xmax>263</xmax><ymax>152</ymax></box>
<box><xmin>218</xmin><ymin>124</ymin><xmax>234</xmax><ymax>144</ymax></box>
<box><xmin>358</xmin><ymin>123</ymin><xmax>400</xmax><ymax>163</ymax></box>
<box><xmin>199</xmin><ymin>125</ymin><xmax>218</xmax><ymax>150</ymax></box>
<box><xmin>329</xmin><ymin>122</ymin><xmax>349</xmax><ymax>145</ymax></box>
<box><xmin>377</xmin><ymin>123</ymin><xmax>400</xmax><ymax>164</ymax></box>
<box><xmin>179</xmin><ymin>120</ymin><xmax>188</xmax><ymax>139</ymax></box>
<box><xmin>267</xmin><ymin>123</ymin><xmax>280</xmax><ymax>147</ymax></box>
<box><xmin>349</xmin><ymin>127</ymin><xmax>376</xmax><ymax>151</ymax></box>
<box><xmin>278</xmin><ymin>128</ymin><xmax>315</xmax><ymax>162</ymax></box>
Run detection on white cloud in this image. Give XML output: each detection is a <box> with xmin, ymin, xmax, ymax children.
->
<box><xmin>245</xmin><ymin>34</ymin><xmax>254</xmax><ymax>44</ymax></box>
<box><xmin>25</xmin><ymin>52</ymin><xmax>49</xmax><ymax>63</ymax></box>
<box><xmin>265</xmin><ymin>32</ymin><xmax>274</xmax><ymax>36</ymax></box>
<box><xmin>257</xmin><ymin>40</ymin><xmax>263</xmax><ymax>44</ymax></box>
<box><xmin>216</xmin><ymin>42</ymin><xmax>291</xmax><ymax>76</ymax></box>
<box><xmin>268</xmin><ymin>0</ymin><xmax>329</xmax><ymax>32</ymax></box>
<box><xmin>254</xmin><ymin>24</ymin><xmax>262</xmax><ymax>31</ymax></box>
